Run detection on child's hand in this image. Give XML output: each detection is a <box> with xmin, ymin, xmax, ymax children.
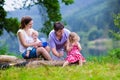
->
<box><xmin>26</xmin><ymin>53</ymin><xmax>29</xmax><ymax>57</ymax></box>
<box><xmin>38</xmin><ymin>42</ymin><xmax>42</xmax><ymax>47</ymax></box>
<box><xmin>34</xmin><ymin>42</ymin><xmax>42</xmax><ymax>47</ymax></box>
<box><xmin>34</xmin><ymin>46</ymin><xmax>38</xmax><ymax>48</ymax></box>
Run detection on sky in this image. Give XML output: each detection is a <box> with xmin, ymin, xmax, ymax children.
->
<box><xmin>3</xmin><ymin>0</ymin><xmax>34</xmax><ymax>11</ymax></box>
<box><xmin>3</xmin><ymin>0</ymin><xmax>22</xmax><ymax>11</ymax></box>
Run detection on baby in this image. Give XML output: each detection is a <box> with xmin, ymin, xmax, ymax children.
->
<box><xmin>26</xmin><ymin>30</ymin><xmax>49</xmax><ymax>58</ymax></box>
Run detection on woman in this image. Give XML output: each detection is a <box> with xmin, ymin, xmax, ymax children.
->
<box><xmin>48</xmin><ymin>22</ymin><xmax>71</xmax><ymax>60</ymax></box>
<box><xmin>17</xmin><ymin>16</ymin><xmax>52</xmax><ymax>60</ymax></box>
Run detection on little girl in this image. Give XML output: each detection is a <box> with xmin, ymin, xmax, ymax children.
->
<box><xmin>63</xmin><ymin>32</ymin><xmax>86</xmax><ymax>67</ymax></box>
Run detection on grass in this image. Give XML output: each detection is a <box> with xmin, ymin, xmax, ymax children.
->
<box><xmin>0</xmin><ymin>61</ymin><xmax>120</xmax><ymax>80</ymax></box>
<box><xmin>1</xmin><ymin>47</ymin><xmax>120</xmax><ymax>80</ymax></box>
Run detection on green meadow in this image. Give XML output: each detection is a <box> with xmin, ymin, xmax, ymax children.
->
<box><xmin>0</xmin><ymin>55</ymin><xmax>120</xmax><ymax>80</ymax></box>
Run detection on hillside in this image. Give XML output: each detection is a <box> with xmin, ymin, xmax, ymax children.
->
<box><xmin>62</xmin><ymin>0</ymin><xmax>119</xmax><ymax>32</ymax></box>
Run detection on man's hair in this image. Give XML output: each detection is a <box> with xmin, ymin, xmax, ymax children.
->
<box><xmin>53</xmin><ymin>22</ymin><xmax>64</xmax><ymax>31</ymax></box>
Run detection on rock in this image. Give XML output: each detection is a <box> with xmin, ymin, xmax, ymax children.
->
<box><xmin>26</xmin><ymin>60</ymin><xmax>65</xmax><ymax>68</ymax></box>
<box><xmin>0</xmin><ymin>55</ymin><xmax>65</xmax><ymax>69</ymax></box>
<box><xmin>0</xmin><ymin>55</ymin><xmax>18</xmax><ymax>62</ymax></box>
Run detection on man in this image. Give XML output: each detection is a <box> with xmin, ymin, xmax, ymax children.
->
<box><xmin>48</xmin><ymin>22</ymin><xmax>70</xmax><ymax>60</ymax></box>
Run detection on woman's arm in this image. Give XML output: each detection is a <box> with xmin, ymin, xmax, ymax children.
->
<box><xmin>51</xmin><ymin>48</ymin><xmax>63</xmax><ymax>57</ymax></box>
<box><xmin>18</xmin><ymin>31</ymin><xmax>38</xmax><ymax>48</ymax></box>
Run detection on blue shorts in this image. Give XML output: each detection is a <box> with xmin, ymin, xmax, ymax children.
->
<box><xmin>22</xmin><ymin>48</ymin><xmax>37</xmax><ymax>59</ymax></box>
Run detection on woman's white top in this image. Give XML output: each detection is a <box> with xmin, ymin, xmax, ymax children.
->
<box><xmin>17</xmin><ymin>29</ymin><xmax>34</xmax><ymax>53</ymax></box>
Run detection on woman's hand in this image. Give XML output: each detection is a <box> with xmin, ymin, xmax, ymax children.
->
<box><xmin>34</xmin><ymin>42</ymin><xmax>42</xmax><ymax>47</ymax></box>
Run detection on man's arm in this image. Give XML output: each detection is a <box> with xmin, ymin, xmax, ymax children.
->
<box><xmin>51</xmin><ymin>48</ymin><xmax>63</xmax><ymax>57</ymax></box>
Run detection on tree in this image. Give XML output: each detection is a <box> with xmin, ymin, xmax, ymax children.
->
<box><xmin>0</xmin><ymin>0</ymin><xmax>20</xmax><ymax>36</ymax></box>
<box><xmin>0</xmin><ymin>0</ymin><xmax>6</xmax><ymax>36</ymax></box>
<box><xmin>4</xmin><ymin>17</ymin><xmax>19</xmax><ymax>35</ymax></box>
<box><xmin>17</xmin><ymin>0</ymin><xmax>74</xmax><ymax>36</ymax></box>
<box><xmin>110</xmin><ymin>13</ymin><xmax>120</xmax><ymax>40</ymax></box>
<box><xmin>88</xmin><ymin>30</ymin><xmax>102</xmax><ymax>41</ymax></box>
<box><xmin>0</xmin><ymin>0</ymin><xmax>74</xmax><ymax>36</ymax></box>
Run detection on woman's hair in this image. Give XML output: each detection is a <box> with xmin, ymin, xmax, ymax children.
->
<box><xmin>53</xmin><ymin>22</ymin><xmax>64</xmax><ymax>31</ymax></box>
<box><xmin>19</xmin><ymin>16</ymin><xmax>32</xmax><ymax>29</ymax></box>
<box><xmin>69</xmin><ymin>32</ymin><xmax>80</xmax><ymax>43</ymax></box>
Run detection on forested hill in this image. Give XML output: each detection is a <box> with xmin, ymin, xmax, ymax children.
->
<box><xmin>61</xmin><ymin>0</ymin><xmax>120</xmax><ymax>41</ymax></box>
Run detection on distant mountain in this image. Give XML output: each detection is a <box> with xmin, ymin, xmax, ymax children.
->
<box><xmin>61</xmin><ymin>0</ymin><xmax>120</xmax><ymax>33</ymax></box>
<box><xmin>60</xmin><ymin>0</ymin><xmax>97</xmax><ymax>18</ymax></box>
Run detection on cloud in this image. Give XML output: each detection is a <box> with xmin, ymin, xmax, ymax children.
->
<box><xmin>3</xmin><ymin>0</ymin><xmax>37</xmax><ymax>11</ymax></box>
<box><xmin>3</xmin><ymin>0</ymin><xmax>23</xmax><ymax>11</ymax></box>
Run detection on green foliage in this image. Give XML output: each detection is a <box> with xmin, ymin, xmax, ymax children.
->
<box><xmin>87</xmin><ymin>56</ymin><xmax>115</xmax><ymax>64</ymax></box>
<box><xmin>109</xmin><ymin>30</ymin><xmax>120</xmax><ymax>40</ymax></box>
<box><xmin>39</xmin><ymin>0</ymin><xmax>62</xmax><ymax>36</ymax></box>
<box><xmin>88</xmin><ymin>30</ymin><xmax>103</xmax><ymax>41</ymax></box>
<box><xmin>4</xmin><ymin>17</ymin><xmax>20</xmax><ymax>35</ymax></box>
<box><xmin>110</xmin><ymin>13</ymin><xmax>120</xmax><ymax>40</ymax></box>
<box><xmin>0</xmin><ymin>1</ymin><xmax>7</xmax><ymax>36</ymax></box>
<box><xmin>114</xmin><ymin>14</ymin><xmax>120</xmax><ymax>27</ymax></box>
<box><xmin>40</xmin><ymin>21</ymin><xmax>53</xmax><ymax>37</ymax></box>
<box><xmin>0</xmin><ymin>0</ymin><xmax>20</xmax><ymax>36</ymax></box>
<box><xmin>108</xmin><ymin>48</ymin><xmax>120</xmax><ymax>59</ymax></box>
<box><xmin>0</xmin><ymin>0</ymin><xmax>4</xmax><ymax>5</ymax></box>
<box><xmin>21</xmin><ymin>0</ymin><xmax>74</xmax><ymax>36</ymax></box>
<box><xmin>62</xmin><ymin>0</ymin><xmax>74</xmax><ymax>5</ymax></box>
<box><xmin>39</xmin><ymin>0</ymin><xmax>74</xmax><ymax>36</ymax></box>
<box><xmin>0</xmin><ymin>46</ymin><xmax>8</xmax><ymax>55</ymax></box>
<box><xmin>108</xmin><ymin>7</ymin><xmax>120</xmax><ymax>64</ymax></box>
<box><xmin>0</xmin><ymin>0</ymin><xmax>74</xmax><ymax>36</ymax></box>
<box><xmin>0</xmin><ymin>45</ymin><xmax>20</xmax><ymax>57</ymax></box>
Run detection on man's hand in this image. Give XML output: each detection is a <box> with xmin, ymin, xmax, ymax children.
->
<box><xmin>58</xmin><ymin>50</ymin><xmax>64</xmax><ymax>57</ymax></box>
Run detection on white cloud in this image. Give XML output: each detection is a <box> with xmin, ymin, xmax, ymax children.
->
<box><xmin>3</xmin><ymin>0</ymin><xmax>38</xmax><ymax>11</ymax></box>
<box><xmin>3</xmin><ymin>0</ymin><xmax>23</xmax><ymax>11</ymax></box>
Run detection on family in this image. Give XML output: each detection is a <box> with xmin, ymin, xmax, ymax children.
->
<box><xmin>17</xmin><ymin>16</ymin><xmax>86</xmax><ymax>67</ymax></box>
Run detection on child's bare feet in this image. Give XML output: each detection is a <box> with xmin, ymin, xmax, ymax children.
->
<box><xmin>79</xmin><ymin>60</ymin><xmax>83</xmax><ymax>66</ymax></box>
<box><xmin>62</xmin><ymin>61</ymin><xmax>69</xmax><ymax>67</ymax></box>
<box><xmin>79</xmin><ymin>63</ymin><xmax>83</xmax><ymax>66</ymax></box>
<box><xmin>26</xmin><ymin>53</ymin><xmax>29</xmax><ymax>57</ymax></box>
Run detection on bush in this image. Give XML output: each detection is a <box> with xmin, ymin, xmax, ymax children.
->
<box><xmin>108</xmin><ymin>48</ymin><xmax>120</xmax><ymax>59</ymax></box>
<box><xmin>0</xmin><ymin>46</ymin><xmax>8</xmax><ymax>55</ymax></box>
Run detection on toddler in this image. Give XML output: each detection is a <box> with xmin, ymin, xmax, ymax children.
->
<box><xmin>63</xmin><ymin>32</ymin><xmax>86</xmax><ymax>67</ymax></box>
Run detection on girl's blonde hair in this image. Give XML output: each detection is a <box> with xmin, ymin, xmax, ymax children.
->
<box><xmin>69</xmin><ymin>32</ymin><xmax>80</xmax><ymax>43</ymax></box>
